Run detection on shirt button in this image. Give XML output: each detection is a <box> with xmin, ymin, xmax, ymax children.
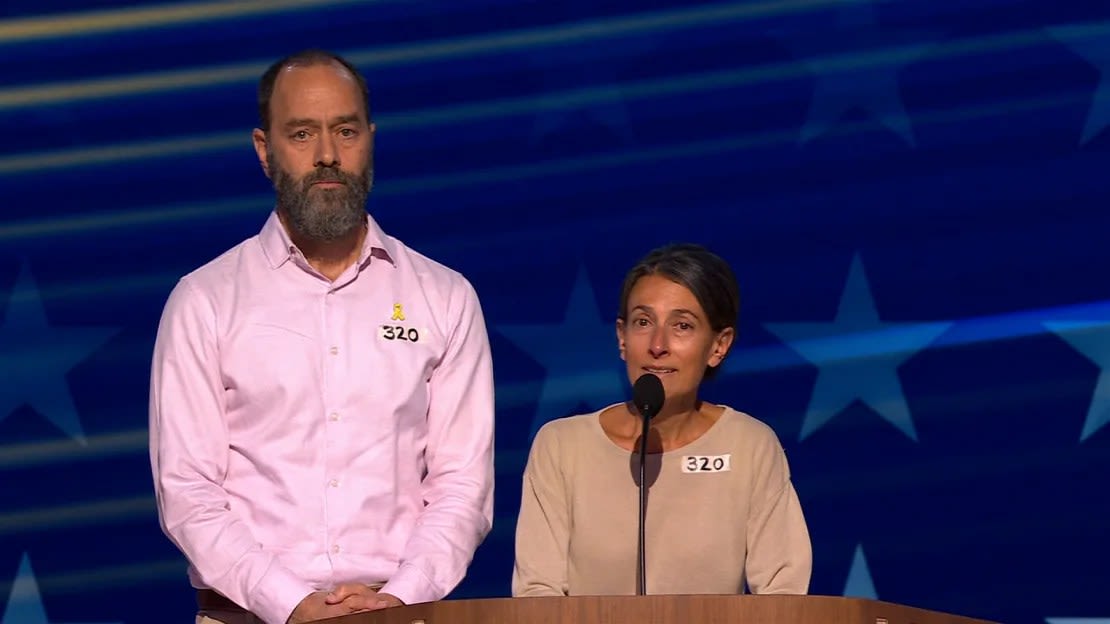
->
<box><xmin>329</xmin><ymin>479</ymin><xmax>339</xmax><ymax>488</ymax></box>
<box><xmin>329</xmin><ymin>413</ymin><xmax>340</xmax><ymax>422</ymax></box>
<box><xmin>332</xmin><ymin>545</ymin><xmax>340</xmax><ymax>554</ymax></box>
<box><xmin>329</xmin><ymin>346</ymin><xmax>338</xmax><ymax>355</ymax></box>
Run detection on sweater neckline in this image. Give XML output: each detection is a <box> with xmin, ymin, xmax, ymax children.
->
<box><xmin>589</xmin><ymin>403</ymin><xmax>733</xmax><ymax>457</ymax></box>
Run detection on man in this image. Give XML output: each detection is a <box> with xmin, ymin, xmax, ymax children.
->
<box><xmin>149</xmin><ymin>50</ymin><xmax>495</xmax><ymax>624</ymax></box>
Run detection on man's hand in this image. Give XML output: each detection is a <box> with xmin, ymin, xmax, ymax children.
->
<box><xmin>286</xmin><ymin>591</ymin><xmax>359</xmax><ymax>624</ymax></box>
<box><xmin>325</xmin><ymin>583</ymin><xmax>404</xmax><ymax>611</ymax></box>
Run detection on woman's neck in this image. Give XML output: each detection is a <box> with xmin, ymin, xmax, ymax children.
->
<box><xmin>602</xmin><ymin>396</ymin><xmax>722</xmax><ymax>452</ymax></box>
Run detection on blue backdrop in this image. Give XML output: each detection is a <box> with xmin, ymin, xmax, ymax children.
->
<box><xmin>2</xmin><ymin>1</ymin><xmax>1109</xmax><ymax>623</ymax></box>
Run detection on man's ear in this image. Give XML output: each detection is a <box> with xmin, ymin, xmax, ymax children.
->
<box><xmin>252</xmin><ymin>128</ymin><xmax>271</xmax><ymax>178</ymax></box>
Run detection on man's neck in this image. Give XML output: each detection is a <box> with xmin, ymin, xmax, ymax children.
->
<box><xmin>279</xmin><ymin>212</ymin><xmax>368</xmax><ymax>282</ymax></box>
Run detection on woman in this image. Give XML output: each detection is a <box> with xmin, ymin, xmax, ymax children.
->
<box><xmin>512</xmin><ymin>243</ymin><xmax>811</xmax><ymax>596</ymax></box>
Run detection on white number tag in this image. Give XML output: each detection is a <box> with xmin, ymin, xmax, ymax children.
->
<box><xmin>682</xmin><ymin>454</ymin><xmax>731</xmax><ymax>473</ymax></box>
<box><xmin>378</xmin><ymin>325</ymin><xmax>424</xmax><ymax>343</ymax></box>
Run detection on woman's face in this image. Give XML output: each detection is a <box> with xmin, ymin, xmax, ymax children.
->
<box><xmin>617</xmin><ymin>274</ymin><xmax>733</xmax><ymax>406</ymax></box>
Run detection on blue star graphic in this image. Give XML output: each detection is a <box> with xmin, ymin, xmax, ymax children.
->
<box><xmin>1</xmin><ymin>553</ymin><xmax>120</xmax><ymax>624</ymax></box>
<box><xmin>498</xmin><ymin>266</ymin><xmax>625</xmax><ymax>439</ymax></box>
<box><xmin>0</xmin><ymin>262</ymin><xmax>118</xmax><ymax>444</ymax></box>
<box><xmin>525</xmin><ymin>4</ymin><xmax>654</xmax><ymax>147</ymax></box>
<box><xmin>529</xmin><ymin>62</ymin><xmax>635</xmax><ymax>147</ymax></box>
<box><xmin>842</xmin><ymin>544</ymin><xmax>878</xmax><ymax>599</ymax></box>
<box><xmin>778</xmin><ymin>0</ymin><xmax>932</xmax><ymax>146</ymax></box>
<box><xmin>764</xmin><ymin>254</ymin><xmax>951</xmax><ymax>442</ymax></box>
<box><xmin>1044</xmin><ymin>320</ymin><xmax>1110</xmax><ymax>441</ymax></box>
<box><xmin>1049</xmin><ymin>22</ymin><xmax>1110</xmax><ymax>145</ymax></box>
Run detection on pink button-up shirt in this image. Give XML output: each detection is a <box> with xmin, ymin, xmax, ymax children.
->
<box><xmin>149</xmin><ymin>212</ymin><xmax>494</xmax><ymax>624</ymax></box>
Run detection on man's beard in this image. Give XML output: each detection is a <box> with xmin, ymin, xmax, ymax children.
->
<box><xmin>269</xmin><ymin>150</ymin><xmax>374</xmax><ymax>242</ymax></box>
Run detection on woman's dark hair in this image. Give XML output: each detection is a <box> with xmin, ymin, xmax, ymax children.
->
<box><xmin>257</xmin><ymin>49</ymin><xmax>371</xmax><ymax>131</ymax></box>
<box><xmin>617</xmin><ymin>243</ymin><xmax>740</xmax><ymax>378</ymax></box>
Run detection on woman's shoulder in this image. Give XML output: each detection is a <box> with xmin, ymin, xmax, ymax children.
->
<box><xmin>531</xmin><ymin>405</ymin><xmax>615</xmax><ymax>449</ymax></box>
<box><xmin>712</xmin><ymin>405</ymin><xmax>787</xmax><ymax>448</ymax></box>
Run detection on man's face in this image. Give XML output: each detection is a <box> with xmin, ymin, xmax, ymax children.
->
<box><xmin>253</xmin><ymin>63</ymin><xmax>375</xmax><ymax>241</ymax></box>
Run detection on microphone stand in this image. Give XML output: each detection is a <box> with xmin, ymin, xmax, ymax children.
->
<box><xmin>637</xmin><ymin>409</ymin><xmax>650</xmax><ymax>596</ymax></box>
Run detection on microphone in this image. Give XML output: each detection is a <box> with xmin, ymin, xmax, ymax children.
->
<box><xmin>631</xmin><ymin>373</ymin><xmax>665</xmax><ymax>596</ymax></box>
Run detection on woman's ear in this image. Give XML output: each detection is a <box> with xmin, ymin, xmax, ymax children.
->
<box><xmin>708</xmin><ymin>327</ymin><xmax>735</xmax><ymax>367</ymax></box>
<box><xmin>616</xmin><ymin>319</ymin><xmax>627</xmax><ymax>361</ymax></box>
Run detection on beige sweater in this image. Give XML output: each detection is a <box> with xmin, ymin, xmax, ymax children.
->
<box><xmin>512</xmin><ymin>405</ymin><xmax>811</xmax><ymax>596</ymax></box>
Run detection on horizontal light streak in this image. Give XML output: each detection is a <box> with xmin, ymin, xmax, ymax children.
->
<box><xmin>0</xmin><ymin>495</ymin><xmax>154</xmax><ymax>535</ymax></box>
<box><xmin>0</xmin><ymin>66</ymin><xmax>1082</xmax><ymax>179</ymax></box>
<box><xmin>0</xmin><ymin>558</ymin><xmax>187</xmax><ymax>597</ymax></box>
<box><xmin>0</xmin><ymin>133</ymin><xmax>246</xmax><ymax>174</ymax></box>
<box><xmin>1</xmin><ymin>13</ymin><xmax>1092</xmax><ymax>176</ymax></box>
<box><xmin>379</xmin><ymin>92</ymin><xmax>1089</xmax><ymax>195</ymax></box>
<box><xmin>0</xmin><ymin>196</ymin><xmax>268</xmax><ymax>240</ymax></box>
<box><xmin>0</xmin><ymin>429</ymin><xmax>148</xmax><ymax>468</ymax></box>
<box><xmin>0</xmin><ymin>90</ymin><xmax>1088</xmax><ymax>248</ymax></box>
<box><xmin>0</xmin><ymin>0</ymin><xmax>383</xmax><ymax>44</ymax></box>
<box><xmin>0</xmin><ymin>0</ymin><xmax>841</xmax><ymax>110</ymax></box>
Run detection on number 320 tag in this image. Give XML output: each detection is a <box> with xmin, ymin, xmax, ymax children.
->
<box><xmin>682</xmin><ymin>455</ymin><xmax>732</xmax><ymax>473</ymax></box>
<box><xmin>379</xmin><ymin>324</ymin><xmax>422</xmax><ymax>343</ymax></box>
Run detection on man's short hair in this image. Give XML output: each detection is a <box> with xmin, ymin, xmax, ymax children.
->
<box><xmin>257</xmin><ymin>49</ymin><xmax>371</xmax><ymax>131</ymax></box>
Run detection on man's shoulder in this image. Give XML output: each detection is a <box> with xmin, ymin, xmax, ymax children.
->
<box><xmin>389</xmin><ymin>238</ymin><xmax>460</xmax><ymax>277</ymax></box>
<box><xmin>177</xmin><ymin>236</ymin><xmax>261</xmax><ymax>294</ymax></box>
<box><xmin>383</xmin><ymin>235</ymin><xmax>474</xmax><ymax>294</ymax></box>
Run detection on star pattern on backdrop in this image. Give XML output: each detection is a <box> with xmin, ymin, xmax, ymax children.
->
<box><xmin>1044</xmin><ymin>319</ymin><xmax>1110</xmax><ymax>441</ymax></box>
<box><xmin>525</xmin><ymin>3</ymin><xmax>655</xmax><ymax>146</ymax></box>
<box><xmin>843</xmin><ymin>544</ymin><xmax>878</xmax><ymax>599</ymax></box>
<box><xmin>498</xmin><ymin>266</ymin><xmax>625</xmax><ymax>438</ymax></box>
<box><xmin>528</xmin><ymin>58</ymin><xmax>636</xmax><ymax>147</ymax></box>
<box><xmin>776</xmin><ymin>0</ymin><xmax>933</xmax><ymax>146</ymax></box>
<box><xmin>1</xmin><ymin>553</ymin><xmax>120</xmax><ymax>624</ymax></box>
<box><xmin>764</xmin><ymin>254</ymin><xmax>951</xmax><ymax>442</ymax></box>
<box><xmin>0</xmin><ymin>262</ymin><xmax>119</xmax><ymax>445</ymax></box>
<box><xmin>1049</xmin><ymin>21</ymin><xmax>1110</xmax><ymax>145</ymax></box>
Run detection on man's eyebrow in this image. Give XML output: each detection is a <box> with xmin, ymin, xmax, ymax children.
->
<box><xmin>283</xmin><ymin>118</ymin><xmax>321</xmax><ymax>129</ymax></box>
<box><xmin>330</xmin><ymin>114</ymin><xmax>363</xmax><ymax>125</ymax></box>
<box><xmin>282</xmin><ymin>114</ymin><xmax>363</xmax><ymax>129</ymax></box>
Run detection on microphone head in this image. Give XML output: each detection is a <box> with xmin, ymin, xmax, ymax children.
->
<box><xmin>632</xmin><ymin>373</ymin><xmax>666</xmax><ymax>421</ymax></box>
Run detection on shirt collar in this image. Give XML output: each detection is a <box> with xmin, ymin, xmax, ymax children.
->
<box><xmin>259</xmin><ymin>210</ymin><xmax>396</xmax><ymax>270</ymax></box>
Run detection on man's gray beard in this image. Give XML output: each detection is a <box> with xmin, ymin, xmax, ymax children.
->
<box><xmin>269</xmin><ymin>151</ymin><xmax>374</xmax><ymax>242</ymax></box>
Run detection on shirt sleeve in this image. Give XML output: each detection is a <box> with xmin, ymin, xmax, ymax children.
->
<box><xmin>743</xmin><ymin>430</ymin><xmax>813</xmax><ymax>595</ymax></box>
<box><xmin>379</xmin><ymin>277</ymin><xmax>495</xmax><ymax>605</ymax></box>
<box><xmin>149</xmin><ymin>278</ymin><xmax>314</xmax><ymax>624</ymax></box>
<box><xmin>511</xmin><ymin>422</ymin><xmax>570</xmax><ymax>597</ymax></box>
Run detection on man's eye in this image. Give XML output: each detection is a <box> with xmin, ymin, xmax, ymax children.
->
<box><xmin>292</xmin><ymin>130</ymin><xmax>310</xmax><ymax>140</ymax></box>
<box><xmin>339</xmin><ymin>128</ymin><xmax>357</xmax><ymax>137</ymax></box>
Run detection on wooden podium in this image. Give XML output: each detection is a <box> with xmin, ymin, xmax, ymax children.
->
<box><xmin>314</xmin><ymin>595</ymin><xmax>999</xmax><ymax>624</ymax></box>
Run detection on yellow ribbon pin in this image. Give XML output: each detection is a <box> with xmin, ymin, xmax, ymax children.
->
<box><xmin>391</xmin><ymin>303</ymin><xmax>405</xmax><ymax>321</ymax></box>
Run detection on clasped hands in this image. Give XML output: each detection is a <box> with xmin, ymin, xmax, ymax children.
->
<box><xmin>287</xmin><ymin>583</ymin><xmax>403</xmax><ymax>623</ymax></box>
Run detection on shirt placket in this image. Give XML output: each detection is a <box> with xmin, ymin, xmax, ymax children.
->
<box><xmin>322</xmin><ymin>284</ymin><xmax>345</xmax><ymax>567</ymax></box>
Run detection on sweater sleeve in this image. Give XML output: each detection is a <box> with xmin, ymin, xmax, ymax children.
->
<box><xmin>512</xmin><ymin>422</ymin><xmax>571</xmax><ymax>596</ymax></box>
<box><xmin>744</xmin><ymin>430</ymin><xmax>812</xmax><ymax>594</ymax></box>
